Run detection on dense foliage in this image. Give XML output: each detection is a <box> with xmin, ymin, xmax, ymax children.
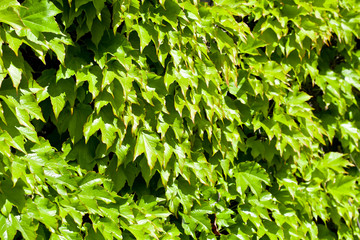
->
<box><xmin>0</xmin><ymin>0</ymin><xmax>360</xmax><ymax>239</ymax></box>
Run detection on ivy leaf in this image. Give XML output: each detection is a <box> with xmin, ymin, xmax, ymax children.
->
<box><xmin>20</xmin><ymin>93</ymin><xmax>45</xmax><ymax>122</ymax></box>
<box><xmin>91</xmin><ymin>18</ymin><xmax>105</xmax><ymax>47</ymax></box>
<box><xmin>134</xmin><ymin>130</ymin><xmax>162</xmax><ymax>169</ymax></box>
<box><xmin>340</xmin><ymin>121</ymin><xmax>360</xmax><ymax>147</ymax></box>
<box><xmin>93</xmin><ymin>0</ymin><xmax>106</xmax><ymax>15</ymax></box>
<box><xmin>66</xmin><ymin>139</ymin><xmax>97</xmax><ymax>171</ymax></box>
<box><xmin>2</xmin><ymin>30</ymin><xmax>23</xmax><ymax>56</ymax></box>
<box><xmin>319</xmin><ymin>152</ymin><xmax>352</xmax><ymax>174</ymax></box>
<box><xmin>15</xmin><ymin>126</ymin><xmax>39</xmax><ymax>143</ymax></box>
<box><xmin>26</xmin><ymin>197</ymin><xmax>58</xmax><ymax>230</ymax></box>
<box><xmin>96</xmin><ymin>106</ymin><xmax>118</xmax><ymax>148</ymax></box>
<box><xmin>327</xmin><ymin>175</ymin><xmax>357</xmax><ymax>203</ymax></box>
<box><xmin>180</xmin><ymin>206</ymin><xmax>213</xmax><ymax>235</ymax></box>
<box><xmin>0</xmin><ymin>0</ymin><xmax>20</xmax><ymax>10</ymax></box>
<box><xmin>133</xmin><ymin>23</ymin><xmax>151</xmax><ymax>52</ymax></box>
<box><xmin>0</xmin><ymin>0</ymin><xmax>24</xmax><ymax>30</ymax></box>
<box><xmin>100</xmin><ymin>122</ymin><xmax>117</xmax><ymax>149</ymax></box>
<box><xmin>74</xmin><ymin>0</ymin><xmax>92</xmax><ymax>11</ymax></box>
<box><xmin>2</xmin><ymin>46</ymin><xmax>23</xmax><ymax>89</ymax></box>
<box><xmin>0</xmin><ymin>214</ymin><xmax>17</xmax><ymax>240</ymax></box>
<box><xmin>235</xmin><ymin>162</ymin><xmax>270</xmax><ymax>197</ymax></box>
<box><xmin>11</xmin><ymin>156</ymin><xmax>26</xmax><ymax>184</ymax></box>
<box><xmin>76</xmin><ymin>65</ymin><xmax>102</xmax><ymax>99</ymax></box>
<box><xmin>79</xmin><ymin>172</ymin><xmax>104</xmax><ymax>190</ymax></box>
<box><xmin>44</xmin><ymin>170</ymin><xmax>78</xmax><ymax>191</ymax></box>
<box><xmin>79</xmin><ymin>188</ymin><xmax>115</xmax><ymax>204</ymax></box>
<box><xmin>69</xmin><ymin>104</ymin><xmax>93</xmax><ymax>144</ymax></box>
<box><xmin>84</xmin><ymin>116</ymin><xmax>103</xmax><ymax>143</ymax></box>
<box><xmin>20</xmin><ymin>0</ymin><xmax>62</xmax><ymax>36</ymax></box>
<box><xmin>94</xmin><ymin>218</ymin><xmax>122</xmax><ymax>240</ymax></box>
<box><xmin>1</xmin><ymin>179</ymin><xmax>26</xmax><ymax>212</ymax></box>
<box><xmin>286</xmin><ymin>92</ymin><xmax>311</xmax><ymax>105</ymax></box>
<box><xmin>10</xmin><ymin>214</ymin><xmax>37</xmax><ymax>240</ymax></box>
<box><xmin>49</xmin><ymin>92</ymin><xmax>66</xmax><ymax>119</ymax></box>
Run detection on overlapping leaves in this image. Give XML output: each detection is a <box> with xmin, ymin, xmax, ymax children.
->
<box><xmin>0</xmin><ymin>0</ymin><xmax>359</xmax><ymax>239</ymax></box>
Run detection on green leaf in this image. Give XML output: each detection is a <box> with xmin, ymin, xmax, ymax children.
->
<box><xmin>47</xmin><ymin>76</ymin><xmax>76</xmax><ymax>120</ymax></box>
<box><xmin>48</xmin><ymin>37</ymin><xmax>68</xmax><ymax>64</ymax></box>
<box><xmin>1</xmin><ymin>1</ymin><xmax>359</xmax><ymax>239</ymax></box>
<box><xmin>215</xmin><ymin>27</ymin><xmax>235</xmax><ymax>51</ymax></box>
<box><xmin>66</xmin><ymin>138</ymin><xmax>97</xmax><ymax>171</ymax></box>
<box><xmin>15</xmin><ymin>126</ymin><xmax>39</xmax><ymax>143</ymax></box>
<box><xmin>0</xmin><ymin>2</ymin><xmax>25</xmax><ymax>30</ymax></box>
<box><xmin>76</xmin><ymin>65</ymin><xmax>102</xmax><ymax>99</ymax></box>
<box><xmin>2</xmin><ymin>45</ymin><xmax>23</xmax><ymax>89</ymax></box>
<box><xmin>44</xmin><ymin>170</ymin><xmax>78</xmax><ymax>191</ymax></box>
<box><xmin>319</xmin><ymin>152</ymin><xmax>352</xmax><ymax>174</ymax></box>
<box><xmin>180</xmin><ymin>206</ymin><xmax>213</xmax><ymax>235</ymax></box>
<box><xmin>100</xmin><ymin>122</ymin><xmax>117</xmax><ymax>149</ymax></box>
<box><xmin>79</xmin><ymin>172</ymin><xmax>104</xmax><ymax>190</ymax></box>
<box><xmin>134</xmin><ymin>130</ymin><xmax>162</xmax><ymax>169</ymax></box>
<box><xmin>0</xmin><ymin>0</ymin><xmax>20</xmax><ymax>11</ymax></box>
<box><xmin>50</xmin><ymin>92</ymin><xmax>66</xmax><ymax>119</ymax></box>
<box><xmin>10</xmin><ymin>214</ymin><xmax>37</xmax><ymax>240</ymax></box>
<box><xmin>74</xmin><ymin>0</ymin><xmax>92</xmax><ymax>11</ymax></box>
<box><xmin>91</xmin><ymin>18</ymin><xmax>105</xmax><ymax>47</ymax></box>
<box><xmin>20</xmin><ymin>93</ymin><xmax>45</xmax><ymax>122</ymax></box>
<box><xmin>94</xmin><ymin>218</ymin><xmax>122</xmax><ymax>240</ymax></box>
<box><xmin>133</xmin><ymin>23</ymin><xmax>151</xmax><ymax>52</ymax></box>
<box><xmin>286</xmin><ymin>91</ymin><xmax>311</xmax><ymax>106</ymax></box>
<box><xmin>1</xmin><ymin>179</ymin><xmax>26</xmax><ymax>212</ymax></box>
<box><xmin>0</xmin><ymin>214</ymin><xmax>17</xmax><ymax>240</ymax></box>
<box><xmin>26</xmin><ymin>197</ymin><xmax>58</xmax><ymax>230</ymax></box>
<box><xmin>340</xmin><ymin>121</ymin><xmax>360</xmax><ymax>147</ymax></box>
<box><xmin>79</xmin><ymin>188</ymin><xmax>115</xmax><ymax>204</ymax></box>
<box><xmin>11</xmin><ymin>156</ymin><xmax>26</xmax><ymax>184</ymax></box>
<box><xmin>20</xmin><ymin>0</ymin><xmax>62</xmax><ymax>36</ymax></box>
<box><xmin>93</xmin><ymin>0</ymin><xmax>106</xmax><ymax>15</ymax></box>
<box><xmin>235</xmin><ymin>162</ymin><xmax>270</xmax><ymax>197</ymax></box>
<box><xmin>327</xmin><ymin>175</ymin><xmax>357</xmax><ymax>203</ymax></box>
<box><xmin>69</xmin><ymin>104</ymin><xmax>93</xmax><ymax>144</ymax></box>
<box><xmin>84</xmin><ymin>116</ymin><xmax>103</xmax><ymax>143</ymax></box>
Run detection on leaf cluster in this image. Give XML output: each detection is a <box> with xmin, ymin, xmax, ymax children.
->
<box><xmin>0</xmin><ymin>0</ymin><xmax>360</xmax><ymax>239</ymax></box>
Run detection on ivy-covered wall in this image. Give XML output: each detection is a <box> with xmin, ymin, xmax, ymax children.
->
<box><xmin>0</xmin><ymin>0</ymin><xmax>360</xmax><ymax>239</ymax></box>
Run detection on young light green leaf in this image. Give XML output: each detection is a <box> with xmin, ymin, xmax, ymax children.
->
<box><xmin>320</xmin><ymin>152</ymin><xmax>352</xmax><ymax>174</ymax></box>
<box><xmin>327</xmin><ymin>175</ymin><xmax>357</xmax><ymax>203</ymax></box>
<box><xmin>134</xmin><ymin>130</ymin><xmax>161</xmax><ymax>169</ymax></box>
<box><xmin>83</xmin><ymin>116</ymin><xmax>103</xmax><ymax>143</ymax></box>
<box><xmin>0</xmin><ymin>214</ymin><xmax>17</xmax><ymax>240</ymax></box>
<box><xmin>20</xmin><ymin>93</ymin><xmax>45</xmax><ymax>122</ymax></box>
<box><xmin>0</xmin><ymin>8</ymin><xmax>24</xmax><ymax>30</ymax></box>
<box><xmin>235</xmin><ymin>162</ymin><xmax>270</xmax><ymax>197</ymax></box>
<box><xmin>10</xmin><ymin>214</ymin><xmax>37</xmax><ymax>240</ymax></box>
<box><xmin>133</xmin><ymin>23</ymin><xmax>151</xmax><ymax>52</ymax></box>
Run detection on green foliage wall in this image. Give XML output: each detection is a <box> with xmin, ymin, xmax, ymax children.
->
<box><xmin>0</xmin><ymin>0</ymin><xmax>360</xmax><ymax>239</ymax></box>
